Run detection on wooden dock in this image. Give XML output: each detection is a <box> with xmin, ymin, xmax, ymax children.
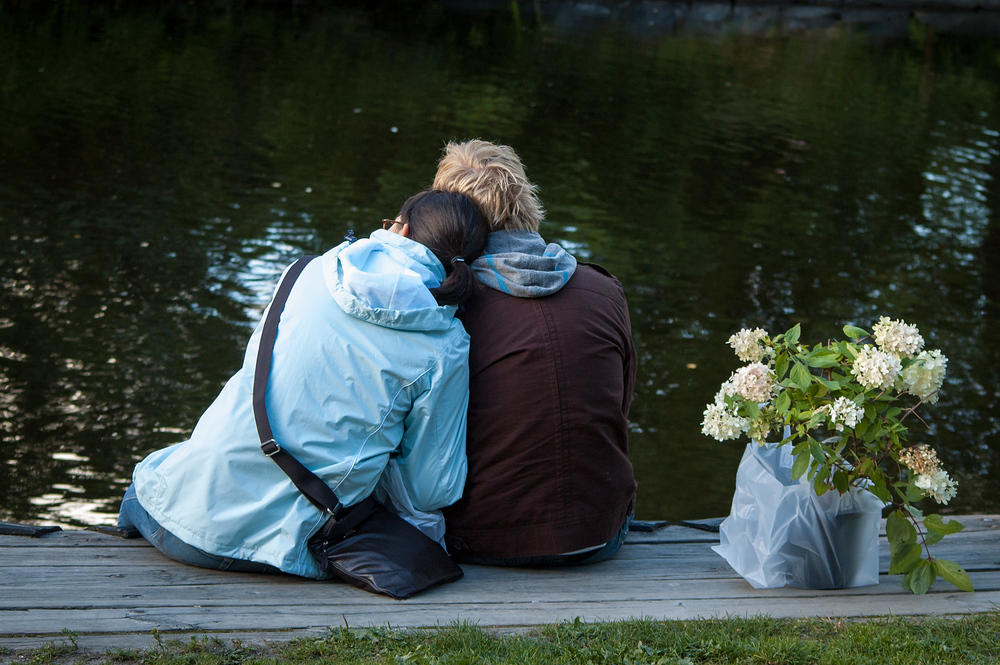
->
<box><xmin>2</xmin><ymin>516</ymin><xmax>998</xmax><ymax>653</ymax></box>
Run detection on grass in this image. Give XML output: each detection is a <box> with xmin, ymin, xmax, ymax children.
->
<box><xmin>6</xmin><ymin>612</ymin><xmax>1000</xmax><ymax>665</ymax></box>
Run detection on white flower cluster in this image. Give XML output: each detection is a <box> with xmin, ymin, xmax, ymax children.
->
<box><xmin>898</xmin><ymin>349</ymin><xmax>948</xmax><ymax>404</ymax></box>
<box><xmin>820</xmin><ymin>396</ymin><xmax>864</xmax><ymax>432</ymax></box>
<box><xmin>853</xmin><ymin>318</ymin><xmax>948</xmax><ymax>399</ymax></box>
<box><xmin>701</xmin><ymin>402</ymin><xmax>749</xmax><ymax>442</ymax></box>
<box><xmin>851</xmin><ymin>346</ymin><xmax>902</xmax><ymax>391</ymax></box>
<box><xmin>915</xmin><ymin>470</ymin><xmax>959</xmax><ymax>505</ymax></box>
<box><xmin>898</xmin><ymin>444</ymin><xmax>958</xmax><ymax>504</ymax></box>
<box><xmin>701</xmin><ymin>363</ymin><xmax>773</xmax><ymax>442</ymax></box>
<box><xmin>727</xmin><ymin>328</ymin><xmax>770</xmax><ymax>363</ymax></box>
<box><xmin>715</xmin><ymin>377</ymin><xmax>737</xmax><ymax>403</ymax></box>
<box><xmin>730</xmin><ymin>363</ymin><xmax>775</xmax><ymax>403</ymax></box>
<box><xmin>873</xmin><ymin>316</ymin><xmax>924</xmax><ymax>358</ymax></box>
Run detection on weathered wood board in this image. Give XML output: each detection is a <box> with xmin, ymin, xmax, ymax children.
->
<box><xmin>1</xmin><ymin>515</ymin><xmax>997</xmax><ymax>653</ymax></box>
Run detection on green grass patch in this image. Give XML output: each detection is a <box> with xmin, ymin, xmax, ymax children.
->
<box><xmin>7</xmin><ymin>612</ymin><xmax>1000</xmax><ymax>665</ymax></box>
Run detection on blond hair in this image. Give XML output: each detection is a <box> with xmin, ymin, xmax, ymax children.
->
<box><xmin>432</xmin><ymin>139</ymin><xmax>544</xmax><ymax>232</ymax></box>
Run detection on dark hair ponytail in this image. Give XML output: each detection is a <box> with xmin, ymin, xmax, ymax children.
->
<box><xmin>399</xmin><ymin>189</ymin><xmax>488</xmax><ymax>307</ymax></box>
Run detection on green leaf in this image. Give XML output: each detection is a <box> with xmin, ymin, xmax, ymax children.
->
<box><xmin>808</xmin><ymin>437</ymin><xmax>825</xmax><ymax>465</ymax></box>
<box><xmin>837</xmin><ymin>340</ymin><xmax>858</xmax><ymax>359</ymax></box>
<box><xmin>925</xmin><ymin>531</ymin><xmax>944</xmax><ymax>546</ymax></box>
<box><xmin>832</xmin><ymin>470</ymin><xmax>849</xmax><ymax>494</ymax></box>
<box><xmin>784</xmin><ymin>323</ymin><xmax>801</xmax><ymax>345</ymax></box>
<box><xmin>790</xmin><ymin>362</ymin><xmax>812</xmax><ymax>391</ymax></box>
<box><xmin>804</xmin><ymin>349</ymin><xmax>841</xmax><ymax>368</ymax></box>
<box><xmin>843</xmin><ymin>325</ymin><xmax>868</xmax><ymax>340</ymax></box>
<box><xmin>831</xmin><ymin>372</ymin><xmax>852</xmax><ymax>387</ymax></box>
<box><xmin>790</xmin><ymin>452</ymin><xmax>810</xmax><ymax>481</ymax></box>
<box><xmin>775</xmin><ymin>391</ymin><xmax>791</xmax><ymax>414</ymax></box>
<box><xmin>816</xmin><ymin>376</ymin><xmax>841</xmax><ymax>391</ymax></box>
<box><xmin>889</xmin><ymin>543</ymin><xmax>922</xmax><ymax>575</ymax></box>
<box><xmin>904</xmin><ymin>484</ymin><xmax>926</xmax><ymax>503</ymax></box>
<box><xmin>924</xmin><ymin>514</ymin><xmax>965</xmax><ymax>536</ymax></box>
<box><xmin>906</xmin><ymin>560</ymin><xmax>936</xmax><ymax>595</ymax></box>
<box><xmin>886</xmin><ymin>510</ymin><xmax>917</xmax><ymax>555</ymax></box>
<box><xmin>934</xmin><ymin>559</ymin><xmax>974</xmax><ymax>592</ymax></box>
<box><xmin>744</xmin><ymin>400</ymin><xmax>760</xmax><ymax>420</ymax></box>
<box><xmin>854</xmin><ymin>419</ymin><xmax>868</xmax><ymax>438</ymax></box>
<box><xmin>812</xmin><ymin>472</ymin><xmax>829</xmax><ymax>496</ymax></box>
<box><xmin>864</xmin><ymin>422</ymin><xmax>881</xmax><ymax>444</ymax></box>
<box><xmin>775</xmin><ymin>353</ymin><xmax>789</xmax><ymax>380</ymax></box>
<box><xmin>870</xmin><ymin>470</ymin><xmax>891</xmax><ymax>503</ymax></box>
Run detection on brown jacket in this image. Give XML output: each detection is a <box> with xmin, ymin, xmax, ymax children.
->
<box><xmin>442</xmin><ymin>263</ymin><xmax>637</xmax><ymax>557</ymax></box>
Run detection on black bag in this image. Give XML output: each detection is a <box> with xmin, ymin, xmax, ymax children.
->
<box><xmin>307</xmin><ymin>495</ymin><xmax>463</xmax><ymax>599</ymax></box>
<box><xmin>253</xmin><ymin>256</ymin><xmax>463</xmax><ymax>600</ymax></box>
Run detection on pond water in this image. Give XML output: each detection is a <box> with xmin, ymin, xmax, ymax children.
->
<box><xmin>1</xmin><ymin>1</ymin><xmax>998</xmax><ymax>527</ymax></box>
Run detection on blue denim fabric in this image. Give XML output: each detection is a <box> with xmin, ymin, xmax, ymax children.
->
<box><xmin>118</xmin><ymin>484</ymin><xmax>280</xmax><ymax>574</ymax></box>
<box><xmin>453</xmin><ymin>514</ymin><xmax>632</xmax><ymax>567</ymax></box>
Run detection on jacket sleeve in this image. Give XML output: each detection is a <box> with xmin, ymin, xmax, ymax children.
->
<box><xmin>394</xmin><ymin>332</ymin><xmax>470</xmax><ymax>512</ymax></box>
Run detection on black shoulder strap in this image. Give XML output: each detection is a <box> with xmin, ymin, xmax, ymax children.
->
<box><xmin>252</xmin><ymin>256</ymin><xmax>344</xmax><ymax>517</ymax></box>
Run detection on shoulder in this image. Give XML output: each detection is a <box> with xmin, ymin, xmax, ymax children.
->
<box><xmin>429</xmin><ymin>318</ymin><xmax>472</xmax><ymax>368</ymax></box>
<box><xmin>561</xmin><ymin>262</ymin><xmax>627</xmax><ymax>304</ymax></box>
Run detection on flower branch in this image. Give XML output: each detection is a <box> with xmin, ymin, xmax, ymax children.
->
<box><xmin>703</xmin><ymin>317</ymin><xmax>972</xmax><ymax>595</ymax></box>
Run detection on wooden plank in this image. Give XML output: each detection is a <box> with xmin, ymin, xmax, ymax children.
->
<box><xmin>3</xmin><ymin>528</ymin><xmax>996</xmax><ymax>572</ymax></box>
<box><xmin>0</xmin><ymin>532</ymin><xmax>995</xmax><ymax>602</ymax></box>
<box><xmin>2</xmin><ymin>568</ymin><xmax>998</xmax><ymax>613</ymax></box>
<box><xmin>0</xmin><ymin>512</ymin><xmax>986</xmax><ymax>551</ymax></box>
<box><xmin>1</xmin><ymin>516</ymin><xmax>998</xmax><ymax>647</ymax></box>
<box><xmin>5</xmin><ymin>586</ymin><xmax>998</xmax><ymax>637</ymax></box>
<box><xmin>0</xmin><ymin>531</ymin><xmax>152</xmax><ymax>548</ymax></box>
<box><xmin>0</xmin><ymin>629</ymin><xmax>335</xmax><ymax>653</ymax></box>
<box><xmin>1</xmin><ymin>514</ymin><xmax>993</xmax><ymax>549</ymax></box>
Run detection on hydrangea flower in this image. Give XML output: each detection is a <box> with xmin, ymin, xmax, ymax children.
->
<box><xmin>819</xmin><ymin>396</ymin><xmax>864</xmax><ymax>432</ymax></box>
<box><xmin>898</xmin><ymin>444</ymin><xmax>941</xmax><ymax>476</ymax></box>
<box><xmin>851</xmin><ymin>346</ymin><xmax>902</xmax><ymax>391</ymax></box>
<box><xmin>873</xmin><ymin>316</ymin><xmax>924</xmax><ymax>358</ymax></box>
<box><xmin>898</xmin><ymin>349</ymin><xmax>948</xmax><ymax>404</ymax></box>
<box><xmin>701</xmin><ymin>402</ymin><xmax>750</xmax><ymax>441</ymax></box>
<box><xmin>915</xmin><ymin>470</ymin><xmax>958</xmax><ymax>505</ymax></box>
<box><xmin>714</xmin><ymin>377</ymin><xmax>737</xmax><ymax>404</ymax></box>
<box><xmin>727</xmin><ymin>328</ymin><xmax>770</xmax><ymax>363</ymax></box>
<box><xmin>730</xmin><ymin>362</ymin><xmax>775</xmax><ymax>403</ymax></box>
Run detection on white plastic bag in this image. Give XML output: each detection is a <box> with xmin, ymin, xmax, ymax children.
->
<box><xmin>712</xmin><ymin>442</ymin><xmax>884</xmax><ymax>589</ymax></box>
<box><xmin>374</xmin><ymin>459</ymin><xmax>447</xmax><ymax>549</ymax></box>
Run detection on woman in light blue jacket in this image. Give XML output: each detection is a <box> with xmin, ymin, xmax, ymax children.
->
<box><xmin>118</xmin><ymin>190</ymin><xmax>488</xmax><ymax>579</ymax></box>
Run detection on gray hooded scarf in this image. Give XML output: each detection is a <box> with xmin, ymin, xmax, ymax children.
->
<box><xmin>471</xmin><ymin>230</ymin><xmax>577</xmax><ymax>298</ymax></box>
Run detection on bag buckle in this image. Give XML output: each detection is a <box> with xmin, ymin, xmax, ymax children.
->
<box><xmin>261</xmin><ymin>439</ymin><xmax>281</xmax><ymax>457</ymax></box>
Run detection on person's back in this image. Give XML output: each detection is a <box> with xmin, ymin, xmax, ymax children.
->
<box><xmin>120</xmin><ymin>189</ymin><xmax>489</xmax><ymax>578</ymax></box>
<box><xmin>434</xmin><ymin>141</ymin><xmax>637</xmax><ymax>564</ymax></box>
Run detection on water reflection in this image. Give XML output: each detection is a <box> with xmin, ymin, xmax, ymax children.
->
<box><xmin>1</xmin><ymin>2</ymin><xmax>998</xmax><ymax>526</ymax></box>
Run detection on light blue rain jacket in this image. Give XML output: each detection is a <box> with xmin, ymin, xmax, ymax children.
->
<box><xmin>132</xmin><ymin>230</ymin><xmax>470</xmax><ymax>579</ymax></box>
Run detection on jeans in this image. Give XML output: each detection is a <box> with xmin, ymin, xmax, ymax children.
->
<box><xmin>118</xmin><ymin>484</ymin><xmax>280</xmax><ymax>574</ymax></box>
<box><xmin>452</xmin><ymin>513</ymin><xmax>632</xmax><ymax>567</ymax></box>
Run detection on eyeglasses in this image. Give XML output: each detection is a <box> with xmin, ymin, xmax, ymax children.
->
<box><xmin>382</xmin><ymin>219</ymin><xmax>398</xmax><ymax>231</ymax></box>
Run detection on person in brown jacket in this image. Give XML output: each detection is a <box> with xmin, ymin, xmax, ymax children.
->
<box><xmin>434</xmin><ymin>140</ymin><xmax>637</xmax><ymax>566</ymax></box>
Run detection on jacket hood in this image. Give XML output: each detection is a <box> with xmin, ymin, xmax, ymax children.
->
<box><xmin>322</xmin><ymin>229</ymin><xmax>456</xmax><ymax>332</ymax></box>
<box><xmin>472</xmin><ymin>230</ymin><xmax>578</xmax><ymax>298</ymax></box>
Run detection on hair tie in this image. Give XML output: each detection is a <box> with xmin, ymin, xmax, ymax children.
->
<box><xmin>451</xmin><ymin>256</ymin><xmax>465</xmax><ymax>265</ymax></box>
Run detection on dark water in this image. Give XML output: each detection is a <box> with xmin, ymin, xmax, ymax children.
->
<box><xmin>1</xmin><ymin>1</ymin><xmax>998</xmax><ymax>526</ymax></box>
